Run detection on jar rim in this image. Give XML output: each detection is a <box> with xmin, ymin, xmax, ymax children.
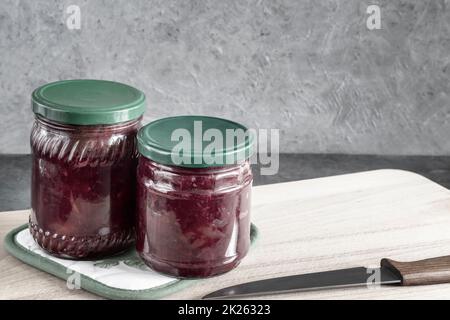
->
<box><xmin>34</xmin><ymin>114</ymin><xmax>142</xmax><ymax>133</ymax></box>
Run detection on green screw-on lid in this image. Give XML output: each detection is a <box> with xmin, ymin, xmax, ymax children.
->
<box><xmin>137</xmin><ymin>116</ymin><xmax>254</xmax><ymax>168</ymax></box>
<box><xmin>32</xmin><ymin>79</ymin><xmax>146</xmax><ymax>125</ymax></box>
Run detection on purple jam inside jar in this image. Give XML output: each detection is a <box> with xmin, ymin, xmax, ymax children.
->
<box><xmin>30</xmin><ymin>80</ymin><xmax>146</xmax><ymax>259</ymax></box>
<box><xmin>136</xmin><ymin>116</ymin><xmax>253</xmax><ymax>278</ymax></box>
<box><xmin>30</xmin><ymin>117</ymin><xmax>140</xmax><ymax>258</ymax></box>
<box><xmin>136</xmin><ymin>158</ymin><xmax>252</xmax><ymax>278</ymax></box>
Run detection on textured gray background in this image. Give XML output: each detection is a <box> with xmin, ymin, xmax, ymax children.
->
<box><xmin>0</xmin><ymin>0</ymin><xmax>449</xmax><ymax>155</ymax></box>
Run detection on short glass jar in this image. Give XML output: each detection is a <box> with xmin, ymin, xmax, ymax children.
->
<box><xmin>30</xmin><ymin>79</ymin><xmax>146</xmax><ymax>259</ymax></box>
<box><xmin>136</xmin><ymin>116</ymin><xmax>254</xmax><ymax>278</ymax></box>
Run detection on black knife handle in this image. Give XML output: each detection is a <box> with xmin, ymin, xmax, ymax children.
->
<box><xmin>381</xmin><ymin>256</ymin><xmax>450</xmax><ymax>286</ymax></box>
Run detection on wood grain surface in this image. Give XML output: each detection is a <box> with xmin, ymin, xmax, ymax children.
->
<box><xmin>2</xmin><ymin>169</ymin><xmax>450</xmax><ymax>300</ymax></box>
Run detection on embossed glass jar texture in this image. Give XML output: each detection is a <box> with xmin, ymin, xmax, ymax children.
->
<box><xmin>136</xmin><ymin>116</ymin><xmax>254</xmax><ymax>278</ymax></box>
<box><xmin>30</xmin><ymin>80</ymin><xmax>146</xmax><ymax>259</ymax></box>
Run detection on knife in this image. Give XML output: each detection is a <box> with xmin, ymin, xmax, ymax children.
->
<box><xmin>203</xmin><ymin>255</ymin><xmax>450</xmax><ymax>299</ymax></box>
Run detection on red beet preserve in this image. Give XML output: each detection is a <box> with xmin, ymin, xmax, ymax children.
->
<box><xmin>30</xmin><ymin>80</ymin><xmax>146</xmax><ymax>259</ymax></box>
<box><xmin>136</xmin><ymin>116</ymin><xmax>254</xmax><ymax>278</ymax></box>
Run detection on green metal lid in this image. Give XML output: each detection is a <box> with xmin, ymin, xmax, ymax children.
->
<box><xmin>137</xmin><ymin>116</ymin><xmax>254</xmax><ymax>168</ymax></box>
<box><xmin>32</xmin><ymin>79</ymin><xmax>146</xmax><ymax>125</ymax></box>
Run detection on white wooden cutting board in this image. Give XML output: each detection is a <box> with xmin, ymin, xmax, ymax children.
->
<box><xmin>2</xmin><ymin>169</ymin><xmax>450</xmax><ymax>300</ymax></box>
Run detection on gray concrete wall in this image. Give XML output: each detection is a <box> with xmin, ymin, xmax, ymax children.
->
<box><xmin>0</xmin><ymin>0</ymin><xmax>449</xmax><ymax>155</ymax></box>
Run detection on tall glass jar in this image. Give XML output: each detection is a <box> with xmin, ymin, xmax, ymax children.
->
<box><xmin>30</xmin><ymin>79</ymin><xmax>146</xmax><ymax>259</ymax></box>
<box><xmin>136</xmin><ymin>116</ymin><xmax>254</xmax><ymax>278</ymax></box>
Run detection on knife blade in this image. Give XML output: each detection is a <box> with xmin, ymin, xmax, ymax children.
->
<box><xmin>203</xmin><ymin>255</ymin><xmax>450</xmax><ymax>299</ymax></box>
<box><xmin>203</xmin><ymin>266</ymin><xmax>399</xmax><ymax>299</ymax></box>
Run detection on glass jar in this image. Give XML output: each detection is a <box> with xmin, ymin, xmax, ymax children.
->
<box><xmin>30</xmin><ymin>79</ymin><xmax>146</xmax><ymax>259</ymax></box>
<box><xmin>136</xmin><ymin>116</ymin><xmax>254</xmax><ymax>278</ymax></box>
